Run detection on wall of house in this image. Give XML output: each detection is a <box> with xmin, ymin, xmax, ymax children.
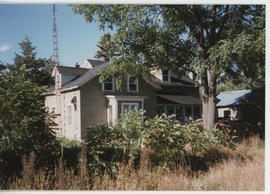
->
<box><xmin>80</xmin><ymin>76</ymin><xmax>158</xmax><ymax>139</ymax></box>
<box><xmin>80</xmin><ymin>76</ymin><xmax>107</xmax><ymax>139</ymax></box>
<box><xmin>45</xmin><ymin>95</ymin><xmax>59</xmax><ymax>135</ymax></box>
<box><xmin>151</xmin><ymin>68</ymin><xmax>162</xmax><ymax>81</ymax></box>
<box><xmin>46</xmin><ymin>91</ymin><xmax>81</xmax><ymax>140</ymax></box>
<box><xmin>103</xmin><ymin>76</ymin><xmax>158</xmax><ymax>118</ymax></box>
<box><xmin>60</xmin><ymin>90</ymin><xmax>81</xmax><ymax>140</ymax></box>
<box><xmin>217</xmin><ymin>107</ymin><xmax>240</xmax><ymax>121</ymax></box>
<box><xmin>45</xmin><ymin>95</ymin><xmax>57</xmax><ymax>112</ymax></box>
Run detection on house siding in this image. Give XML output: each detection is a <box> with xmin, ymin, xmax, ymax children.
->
<box><xmin>45</xmin><ymin>95</ymin><xmax>57</xmax><ymax>112</ymax></box>
<box><xmin>61</xmin><ymin>90</ymin><xmax>81</xmax><ymax>140</ymax></box>
<box><xmin>45</xmin><ymin>90</ymin><xmax>81</xmax><ymax>140</ymax></box>
<box><xmin>80</xmin><ymin>76</ymin><xmax>107</xmax><ymax>139</ymax></box>
<box><xmin>80</xmin><ymin>76</ymin><xmax>158</xmax><ymax>139</ymax></box>
<box><xmin>217</xmin><ymin>106</ymin><xmax>240</xmax><ymax>121</ymax></box>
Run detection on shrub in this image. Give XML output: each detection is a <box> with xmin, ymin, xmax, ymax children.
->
<box><xmin>144</xmin><ymin>114</ymin><xmax>235</xmax><ymax>169</ymax></box>
<box><xmin>85</xmin><ymin>110</ymin><xmax>145</xmax><ymax>177</ymax></box>
<box><xmin>57</xmin><ymin>138</ymin><xmax>83</xmax><ymax>170</ymax></box>
<box><xmin>85</xmin><ymin>124</ymin><xmax>123</xmax><ymax>177</ymax></box>
<box><xmin>85</xmin><ymin>110</ymin><xmax>235</xmax><ymax>176</ymax></box>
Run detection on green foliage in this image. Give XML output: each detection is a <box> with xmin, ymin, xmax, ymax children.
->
<box><xmin>72</xmin><ymin>5</ymin><xmax>265</xmax><ymax>128</ymax></box>
<box><xmin>144</xmin><ymin>114</ymin><xmax>235</xmax><ymax>169</ymax></box>
<box><xmin>0</xmin><ymin>63</ymin><xmax>57</xmax><ymax>176</ymax></box>
<box><xmin>94</xmin><ymin>33</ymin><xmax>112</xmax><ymax>61</ymax></box>
<box><xmin>57</xmin><ymin>138</ymin><xmax>83</xmax><ymax>169</ymax></box>
<box><xmin>85</xmin><ymin>110</ymin><xmax>234</xmax><ymax>174</ymax></box>
<box><xmin>240</xmin><ymin>87</ymin><xmax>265</xmax><ymax>124</ymax></box>
<box><xmin>85</xmin><ymin>124</ymin><xmax>123</xmax><ymax>177</ymax></box>
<box><xmin>85</xmin><ymin>110</ymin><xmax>145</xmax><ymax>176</ymax></box>
<box><xmin>14</xmin><ymin>37</ymin><xmax>53</xmax><ymax>87</ymax></box>
<box><xmin>0</xmin><ymin>38</ymin><xmax>56</xmax><ymax>179</ymax></box>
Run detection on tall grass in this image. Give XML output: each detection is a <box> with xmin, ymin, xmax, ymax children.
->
<box><xmin>3</xmin><ymin>135</ymin><xmax>264</xmax><ymax>190</ymax></box>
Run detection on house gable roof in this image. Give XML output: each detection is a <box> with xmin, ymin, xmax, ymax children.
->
<box><xmin>216</xmin><ymin>90</ymin><xmax>252</xmax><ymax>107</ymax></box>
<box><xmin>82</xmin><ymin>59</ymin><xmax>106</xmax><ymax>69</ymax></box>
<box><xmin>48</xmin><ymin>60</ymin><xmax>203</xmax><ymax>94</ymax></box>
<box><xmin>61</xmin><ymin>61</ymin><xmax>111</xmax><ymax>91</ymax></box>
<box><xmin>87</xmin><ymin>59</ymin><xmax>106</xmax><ymax>67</ymax></box>
<box><xmin>51</xmin><ymin>65</ymin><xmax>89</xmax><ymax>77</ymax></box>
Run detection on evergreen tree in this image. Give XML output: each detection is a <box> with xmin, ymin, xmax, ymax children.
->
<box><xmin>72</xmin><ymin>5</ymin><xmax>265</xmax><ymax>128</ymax></box>
<box><xmin>0</xmin><ymin>39</ymin><xmax>59</xmax><ymax>176</ymax></box>
<box><xmin>14</xmin><ymin>37</ymin><xmax>53</xmax><ymax>87</ymax></box>
<box><xmin>0</xmin><ymin>64</ymin><xmax>59</xmax><ymax>176</ymax></box>
<box><xmin>0</xmin><ymin>61</ymin><xmax>6</xmax><ymax>72</ymax></box>
<box><xmin>94</xmin><ymin>33</ymin><xmax>111</xmax><ymax>61</ymax></box>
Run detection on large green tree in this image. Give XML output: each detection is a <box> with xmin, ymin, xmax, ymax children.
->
<box><xmin>0</xmin><ymin>39</ymin><xmax>58</xmax><ymax>176</ymax></box>
<box><xmin>14</xmin><ymin>37</ymin><xmax>53</xmax><ymax>87</ymax></box>
<box><xmin>72</xmin><ymin>5</ymin><xmax>265</xmax><ymax>128</ymax></box>
<box><xmin>0</xmin><ymin>64</ymin><xmax>58</xmax><ymax>176</ymax></box>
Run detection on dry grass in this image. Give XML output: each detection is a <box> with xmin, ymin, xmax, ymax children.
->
<box><xmin>3</xmin><ymin>135</ymin><xmax>264</xmax><ymax>191</ymax></box>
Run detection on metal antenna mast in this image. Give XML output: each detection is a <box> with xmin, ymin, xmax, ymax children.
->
<box><xmin>53</xmin><ymin>4</ymin><xmax>60</xmax><ymax>66</ymax></box>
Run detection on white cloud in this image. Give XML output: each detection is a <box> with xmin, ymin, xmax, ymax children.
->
<box><xmin>0</xmin><ymin>43</ymin><xmax>11</xmax><ymax>52</ymax></box>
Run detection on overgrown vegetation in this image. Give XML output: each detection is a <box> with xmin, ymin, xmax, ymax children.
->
<box><xmin>2</xmin><ymin>110</ymin><xmax>260</xmax><ymax>190</ymax></box>
<box><xmin>2</xmin><ymin>135</ymin><xmax>264</xmax><ymax>190</ymax></box>
<box><xmin>0</xmin><ymin>38</ymin><xmax>58</xmax><ymax>182</ymax></box>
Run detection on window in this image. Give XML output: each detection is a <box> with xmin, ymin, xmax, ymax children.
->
<box><xmin>185</xmin><ymin>106</ymin><xmax>192</xmax><ymax>119</ymax></box>
<box><xmin>162</xmin><ymin>69</ymin><xmax>168</xmax><ymax>81</ymax></box>
<box><xmin>103</xmin><ymin>77</ymin><xmax>114</xmax><ymax>91</ymax></box>
<box><xmin>162</xmin><ymin>69</ymin><xmax>171</xmax><ymax>82</ymax></box>
<box><xmin>128</xmin><ymin>76</ymin><xmax>138</xmax><ymax>92</ymax></box>
<box><xmin>176</xmin><ymin>105</ymin><xmax>184</xmax><ymax>121</ymax></box>
<box><xmin>157</xmin><ymin>105</ymin><xmax>166</xmax><ymax>116</ymax></box>
<box><xmin>71</xmin><ymin>96</ymin><xmax>77</xmax><ymax>111</ymax></box>
<box><xmin>193</xmin><ymin>106</ymin><xmax>201</xmax><ymax>119</ymax></box>
<box><xmin>67</xmin><ymin>105</ymin><xmax>72</xmax><ymax>125</ymax></box>
<box><xmin>121</xmin><ymin>103</ymin><xmax>139</xmax><ymax>115</ymax></box>
<box><xmin>167</xmin><ymin>105</ymin><xmax>175</xmax><ymax>116</ymax></box>
<box><xmin>51</xmin><ymin>107</ymin><xmax>56</xmax><ymax>114</ymax></box>
<box><xmin>224</xmin><ymin>110</ymin><xmax>231</xmax><ymax>120</ymax></box>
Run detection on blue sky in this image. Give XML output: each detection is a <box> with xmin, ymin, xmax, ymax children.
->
<box><xmin>0</xmin><ymin>4</ymin><xmax>111</xmax><ymax>67</ymax></box>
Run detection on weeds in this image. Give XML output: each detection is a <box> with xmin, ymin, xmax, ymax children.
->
<box><xmin>2</xmin><ymin>136</ymin><xmax>264</xmax><ymax>190</ymax></box>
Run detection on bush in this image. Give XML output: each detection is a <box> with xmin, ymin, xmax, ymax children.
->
<box><xmin>0</xmin><ymin>65</ymin><xmax>59</xmax><ymax>178</ymax></box>
<box><xmin>57</xmin><ymin>138</ymin><xmax>83</xmax><ymax>170</ymax></box>
<box><xmin>85</xmin><ymin>110</ymin><xmax>235</xmax><ymax>175</ymax></box>
<box><xmin>85</xmin><ymin>110</ymin><xmax>145</xmax><ymax>177</ymax></box>
<box><xmin>144</xmin><ymin>114</ymin><xmax>235</xmax><ymax>169</ymax></box>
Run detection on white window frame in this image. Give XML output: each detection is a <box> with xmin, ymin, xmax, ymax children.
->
<box><xmin>102</xmin><ymin>76</ymin><xmax>115</xmax><ymax>92</ymax></box>
<box><xmin>127</xmin><ymin>75</ymin><xmax>138</xmax><ymax>92</ymax></box>
<box><xmin>162</xmin><ymin>68</ymin><xmax>171</xmax><ymax>82</ymax></box>
<box><xmin>121</xmin><ymin>102</ymin><xmax>139</xmax><ymax>116</ymax></box>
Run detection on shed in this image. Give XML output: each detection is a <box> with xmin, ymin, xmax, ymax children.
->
<box><xmin>216</xmin><ymin>90</ymin><xmax>252</xmax><ymax>121</ymax></box>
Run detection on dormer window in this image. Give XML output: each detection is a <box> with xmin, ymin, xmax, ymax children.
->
<box><xmin>102</xmin><ymin>77</ymin><xmax>115</xmax><ymax>91</ymax></box>
<box><xmin>128</xmin><ymin>76</ymin><xmax>138</xmax><ymax>92</ymax></box>
<box><xmin>162</xmin><ymin>69</ymin><xmax>171</xmax><ymax>82</ymax></box>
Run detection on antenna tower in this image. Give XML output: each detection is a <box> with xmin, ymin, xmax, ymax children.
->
<box><xmin>52</xmin><ymin>4</ymin><xmax>60</xmax><ymax>66</ymax></box>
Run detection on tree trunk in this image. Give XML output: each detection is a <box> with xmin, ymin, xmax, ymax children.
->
<box><xmin>202</xmin><ymin>88</ymin><xmax>209</xmax><ymax>129</ymax></box>
<box><xmin>207</xmin><ymin>70</ymin><xmax>217</xmax><ymax>129</ymax></box>
<box><xmin>207</xmin><ymin>94</ymin><xmax>216</xmax><ymax>129</ymax></box>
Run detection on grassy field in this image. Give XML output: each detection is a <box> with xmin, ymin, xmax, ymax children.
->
<box><xmin>4</xmin><ymin>135</ymin><xmax>264</xmax><ymax>191</ymax></box>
